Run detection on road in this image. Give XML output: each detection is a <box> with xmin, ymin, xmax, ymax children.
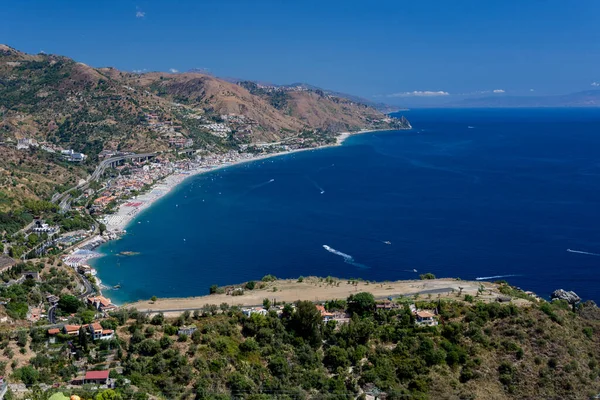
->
<box><xmin>77</xmin><ymin>273</ymin><xmax>95</xmax><ymax>300</ymax></box>
<box><xmin>52</xmin><ymin>152</ymin><xmax>158</xmax><ymax>210</ymax></box>
<box><xmin>48</xmin><ymin>304</ymin><xmax>57</xmax><ymax>324</ymax></box>
<box><xmin>136</xmin><ymin>288</ymin><xmax>457</xmax><ymax>315</ymax></box>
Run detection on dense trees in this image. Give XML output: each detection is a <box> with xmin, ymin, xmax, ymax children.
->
<box><xmin>286</xmin><ymin>300</ymin><xmax>323</xmax><ymax>347</ymax></box>
<box><xmin>347</xmin><ymin>292</ymin><xmax>375</xmax><ymax>316</ymax></box>
<box><xmin>58</xmin><ymin>294</ymin><xmax>82</xmax><ymax>313</ymax></box>
<box><xmin>6</xmin><ymin>285</ymin><xmax>600</xmax><ymax>399</ymax></box>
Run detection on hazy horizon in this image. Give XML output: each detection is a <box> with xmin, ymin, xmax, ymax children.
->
<box><xmin>3</xmin><ymin>0</ymin><xmax>600</xmax><ymax>106</ymax></box>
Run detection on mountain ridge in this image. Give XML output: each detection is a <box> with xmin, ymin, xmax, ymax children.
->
<box><xmin>0</xmin><ymin>44</ymin><xmax>409</xmax><ymax>208</ymax></box>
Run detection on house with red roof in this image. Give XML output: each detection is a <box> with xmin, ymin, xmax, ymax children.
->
<box><xmin>415</xmin><ymin>310</ymin><xmax>438</xmax><ymax>326</ymax></box>
<box><xmin>87</xmin><ymin>296</ymin><xmax>116</xmax><ymax>312</ymax></box>
<box><xmin>84</xmin><ymin>370</ymin><xmax>109</xmax><ymax>385</ymax></box>
<box><xmin>88</xmin><ymin>322</ymin><xmax>114</xmax><ymax>340</ymax></box>
<box><xmin>63</xmin><ymin>325</ymin><xmax>81</xmax><ymax>336</ymax></box>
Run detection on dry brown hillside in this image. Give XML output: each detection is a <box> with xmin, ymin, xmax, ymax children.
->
<box><xmin>0</xmin><ymin>44</ymin><xmax>409</xmax><ymax>207</ymax></box>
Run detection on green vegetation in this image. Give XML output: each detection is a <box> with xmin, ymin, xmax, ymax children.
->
<box><xmin>4</xmin><ymin>289</ymin><xmax>600</xmax><ymax>399</ymax></box>
<box><xmin>261</xmin><ymin>274</ymin><xmax>277</xmax><ymax>282</ymax></box>
<box><xmin>419</xmin><ymin>273</ymin><xmax>436</xmax><ymax>280</ymax></box>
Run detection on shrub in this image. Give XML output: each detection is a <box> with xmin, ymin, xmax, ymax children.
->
<box><xmin>262</xmin><ymin>274</ymin><xmax>277</xmax><ymax>282</ymax></box>
<box><xmin>245</xmin><ymin>281</ymin><xmax>256</xmax><ymax>290</ymax></box>
<box><xmin>419</xmin><ymin>273</ymin><xmax>436</xmax><ymax>280</ymax></box>
<box><xmin>464</xmin><ymin>294</ymin><xmax>474</xmax><ymax>303</ymax></box>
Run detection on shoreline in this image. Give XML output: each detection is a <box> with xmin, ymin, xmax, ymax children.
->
<box><xmin>86</xmin><ymin>128</ymin><xmax>395</xmax><ymax>301</ymax></box>
<box><xmin>124</xmin><ymin>277</ymin><xmax>533</xmax><ymax>315</ymax></box>
<box><xmin>100</xmin><ymin>128</ymin><xmax>387</xmax><ymax>234</ymax></box>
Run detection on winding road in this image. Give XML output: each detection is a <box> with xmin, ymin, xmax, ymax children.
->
<box><xmin>52</xmin><ymin>152</ymin><xmax>158</xmax><ymax>210</ymax></box>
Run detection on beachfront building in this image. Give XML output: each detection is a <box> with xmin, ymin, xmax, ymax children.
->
<box><xmin>87</xmin><ymin>296</ymin><xmax>117</xmax><ymax>312</ymax></box>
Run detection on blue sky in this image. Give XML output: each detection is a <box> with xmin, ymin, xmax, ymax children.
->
<box><xmin>2</xmin><ymin>0</ymin><xmax>600</xmax><ymax>104</ymax></box>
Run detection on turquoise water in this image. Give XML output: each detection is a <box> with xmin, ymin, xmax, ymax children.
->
<box><xmin>92</xmin><ymin>108</ymin><xmax>600</xmax><ymax>304</ymax></box>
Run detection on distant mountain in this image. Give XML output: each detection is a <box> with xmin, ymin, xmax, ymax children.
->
<box><xmin>449</xmin><ymin>90</ymin><xmax>600</xmax><ymax>108</ymax></box>
<box><xmin>282</xmin><ymin>82</ymin><xmax>402</xmax><ymax>113</ymax></box>
<box><xmin>0</xmin><ymin>44</ymin><xmax>409</xmax><ymax>208</ymax></box>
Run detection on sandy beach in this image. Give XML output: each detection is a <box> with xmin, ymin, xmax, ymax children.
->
<box><xmin>126</xmin><ymin>277</ymin><xmax>523</xmax><ymax>316</ymax></box>
<box><xmin>101</xmin><ymin>129</ymin><xmax>384</xmax><ymax>233</ymax></box>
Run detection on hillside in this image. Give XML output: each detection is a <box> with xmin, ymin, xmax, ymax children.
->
<box><xmin>2</xmin><ymin>269</ymin><xmax>600</xmax><ymax>399</ymax></box>
<box><xmin>0</xmin><ymin>44</ymin><xmax>409</xmax><ymax>208</ymax></box>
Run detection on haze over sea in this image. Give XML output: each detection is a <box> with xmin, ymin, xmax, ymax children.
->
<box><xmin>92</xmin><ymin>108</ymin><xmax>600</xmax><ymax>304</ymax></box>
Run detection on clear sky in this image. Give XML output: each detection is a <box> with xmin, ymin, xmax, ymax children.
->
<box><xmin>2</xmin><ymin>0</ymin><xmax>600</xmax><ymax>104</ymax></box>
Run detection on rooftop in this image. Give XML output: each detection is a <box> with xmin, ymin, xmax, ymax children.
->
<box><xmin>85</xmin><ymin>370</ymin><xmax>110</xmax><ymax>380</ymax></box>
<box><xmin>416</xmin><ymin>311</ymin><xmax>435</xmax><ymax>318</ymax></box>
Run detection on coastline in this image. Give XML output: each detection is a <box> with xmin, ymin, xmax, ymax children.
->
<box><xmin>124</xmin><ymin>277</ymin><xmax>533</xmax><ymax>316</ymax></box>
<box><xmin>84</xmin><ymin>127</ymin><xmax>395</xmax><ymax>301</ymax></box>
<box><xmin>100</xmin><ymin>128</ymin><xmax>385</xmax><ymax>234</ymax></box>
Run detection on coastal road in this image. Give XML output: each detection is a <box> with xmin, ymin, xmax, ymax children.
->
<box><xmin>48</xmin><ymin>304</ymin><xmax>57</xmax><ymax>324</ymax></box>
<box><xmin>135</xmin><ymin>288</ymin><xmax>458</xmax><ymax>315</ymax></box>
<box><xmin>52</xmin><ymin>152</ymin><xmax>158</xmax><ymax>209</ymax></box>
<box><xmin>77</xmin><ymin>273</ymin><xmax>95</xmax><ymax>300</ymax></box>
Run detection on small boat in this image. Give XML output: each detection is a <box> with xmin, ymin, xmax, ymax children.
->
<box><xmin>114</xmin><ymin>284</ymin><xmax>121</xmax><ymax>289</ymax></box>
<box><xmin>383</xmin><ymin>241</ymin><xmax>391</xmax><ymax>245</ymax></box>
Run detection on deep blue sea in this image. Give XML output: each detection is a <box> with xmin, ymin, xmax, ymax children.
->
<box><xmin>92</xmin><ymin>108</ymin><xmax>600</xmax><ymax>304</ymax></box>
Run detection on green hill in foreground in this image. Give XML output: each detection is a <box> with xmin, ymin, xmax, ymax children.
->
<box><xmin>3</xmin><ymin>284</ymin><xmax>600</xmax><ymax>400</ymax></box>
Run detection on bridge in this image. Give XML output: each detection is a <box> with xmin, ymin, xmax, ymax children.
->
<box><xmin>52</xmin><ymin>152</ymin><xmax>158</xmax><ymax>210</ymax></box>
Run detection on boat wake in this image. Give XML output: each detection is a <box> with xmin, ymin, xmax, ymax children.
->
<box><xmin>250</xmin><ymin>178</ymin><xmax>275</xmax><ymax>190</ymax></box>
<box><xmin>567</xmin><ymin>249</ymin><xmax>600</xmax><ymax>257</ymax></box>
<box><xmin>323</xmin><ymin>245</ymin><xmax>368</xmax><ymax>269</ymax></box>
<box><xmin>475</xmin><ymin>274</ymin><xmax>519</xmax><ymax>281</ymax></box>
<box><xmin>306</xmin><ymin>175</ymin><xmax>325</xmax><ymax>194</ymax></box>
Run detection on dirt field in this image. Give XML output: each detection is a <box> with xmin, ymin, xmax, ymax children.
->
<box><xmin>126</xmin><ymin>277</ymin><xmax>509</xmax><ymax>315</ymax></box>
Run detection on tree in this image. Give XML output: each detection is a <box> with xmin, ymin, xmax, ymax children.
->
<box><xmin>263</xmin><ymin>298</ymin><xmax>271</xmax><ymax>310</ymax></box>
<box><xmin>15</xmin><ymin>365</ymin><xmax>39</xmax><ymax>385</ymax></box>
<box><xmin>151</xmin><ymin>313</ymin><xmax>164</xmax><ymax>325</ymax></box>
<box><xmin>245</xmin><ymin>281</ymin><xmax>256</xmax><ymax>290</ymax></box>
<box><xmin>209</xmin><ymin>284</ymin><xmax>219</xmax><ymax>294</ymax></box>
<box><xmin>289</xmin><ymin>301</ymin><xmax>323</xmax><ymax>347</ymax></box>
<box><xmin>79</xmin><ymin>326</ymin><xmax>88</xmax><ymax>351</ymax></box>
<box><xmin>420</xmin><ymin>273</ymin><xmax>436</xmax><ymax>280</ymax></box>
<box><xmin>347</xmin><ymin>292</ymin><xmax>375</xmax><ymax>316</ymax></box>
<box><xmin>78</xmin><ymin>309</ymin><xmax>96</xmax><ymax>324</ymax></box>
<box><xmin>151</xmin><ymin>296</ymin><xmax>157</xmax><ymax>303</ymax></box>
<box><xmin>16</xmin><ymin>330</ymin><xmax>28</xmax><ymax>347</ymax></box>
<box><xmin>99</xmin><ymin>223</ymin><xmax>107</xmax><ymax>235</ymax></box>
<box><xmin>58</xmin><ymin>294</ymin><xmax>82</xmax><ymax>313</ymax></box>
<box><xmin>94</xmin><ymin>389</ymin><xmax>123</xmax><ymax>400</ymax></box>
<box><xmin>324</xmin><ymin>346</ymin><xmax>350</xmax><ymax>371</ymax></box>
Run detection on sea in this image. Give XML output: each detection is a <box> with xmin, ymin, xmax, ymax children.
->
<box><xmin>91</xmin><ymin>108</ymin><xmax>600</xmax><ymax>304</ymax></box>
